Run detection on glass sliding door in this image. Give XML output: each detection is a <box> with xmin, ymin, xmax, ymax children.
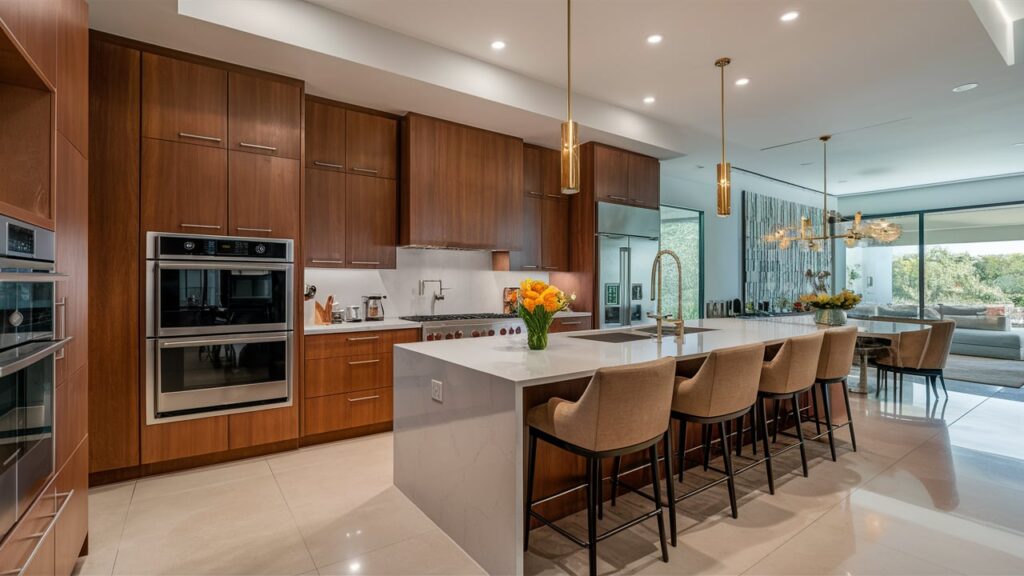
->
<box><xmin>659</xmin><ymin>206</ymin><xmax>703</xmax><ymax>320</ymax></box>
<box><xmin>845</xmin><ymin>214</ymin><xmax>922</xmax><ymax>319</ymax></box>
<box><xmin>923</xmin><ymin>204</ymin><xmax>1024</xmax><ymax>329</ymax></box>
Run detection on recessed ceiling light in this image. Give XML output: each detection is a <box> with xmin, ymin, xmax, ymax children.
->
<box><xmin>646</xmin><ymin>34</ymin><xmax>663</xmax><ymax>45</ymax></box>
<box><xmin>643</xmin><ymin>96</ymin><xmax>656</xmax><ymax>104</ymax></box>
<box><xmin>735</xmin><ymin>78</ymin><xmax>750</xmax><ymax>86</ymax></box>
<box><xmin>490</xmin><ymin>40</ymin><xmax>506</xmax><ymax>51</ymax></box>
<box><xmin>780</xmin><ymin>11</ymin><xmax>800</xmax><ymax>22</ymax></box>
<box><xmin>952</xmin><ymin>82</ymin><xmax>979</xmax><ymax>92</ymax></box>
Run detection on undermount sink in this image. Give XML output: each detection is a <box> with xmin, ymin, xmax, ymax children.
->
<box><xmin>569</xmin><ymin>332</ymin><xmax>653</xmax><ymax>343</ymax></box>
<box><xmin>632</xmin><ymin>325</ymin><xmax>718</xmax><ymax>336</ymax></box>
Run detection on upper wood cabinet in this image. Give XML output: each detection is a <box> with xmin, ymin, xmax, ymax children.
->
<box><xmin>0</xmin><ymin>0</ymin><xmax>59</xmax><ymax>86</ymax></box>
<box><xmin>228</xmin><ymin>71</ymin><xmax>301</xmax><ymax>159</ymax></box>
<box><xmin>306</xmin><ymin>99</ymin><xmax>346</xmax><ymax>170</ymax></box>
<box><xmin>142</xmin><ymin>53</ymin><xmax>227</xmax><ymax>148</ymax></box>
<box><xmin>0</xmin><ymin>84</ymin><xmax>52</xmax><ymax>228</ymax></box>
<box><xmin>541</xmin><ymin>195</ymin><xmax>570</xmax><ymax>271</ymax></box>
<box><xmin>590</xmin><ymin>143</ymin><xmax>660</xmax><ymax>209</ymax></box>
<box><xmin>510</xmin><ymin>194</ymin><xmax>541</xmax><ymax>271</ymax></box>
<box><xmin>141</xmin><ymin>138</ymin><xmax>228</xmax><ymax>234</ymax></box>
<box><xmin>510</xmin><ymin>145</ymin><xmax>568</xmax><ymax>271</ymax></box>
<box><xmin>227</xmin><ymin>151</ymin><xmax>299</xmax><ymax>239</ymax></box>
<box><xmin>346</xmin><ymin>174</ymin><xmax>396</xmax><ymax>268</ymax></box>
<box><xmin>402</xmin><ymin>113</ymin><xmax>523</xmax><ymax>250</ymax></box>
<box><xmin>307</xmin><ymin>98</ymin><xmax>398</xmax><ymax>178</ymax></box>
<box><xmin>56</xmin><ymin>0</ymin><xmax>88</xmax><ymax>155</ymax></box>
<box><xmin>304</xmin><ymin>168</ymin><xmax>346</xmax><ymax>267</ymax></box>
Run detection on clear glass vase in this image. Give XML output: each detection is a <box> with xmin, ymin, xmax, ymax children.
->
<box><xmin>814</xmin><ymin>308</ymin><xmax>847</xmax><ymax>326</ymax></box>
<box><xmin>527</xmin><ymin>325</ymin><xmax>549</xmax><ymax>350</ymax></box>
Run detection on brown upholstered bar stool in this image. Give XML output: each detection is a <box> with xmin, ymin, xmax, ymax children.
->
<box><xmin>524</xmin><ymin>357</ymin><xmax>676</xmax><ymax>576</ymax></box>
<box><xmin>808</xmin><ymin>326</ymin><xmax>859</xmax><ymax>461</ymax></box>
<box><xmin>759</xmin><ymin>332</ymin><xmax>825</xmax><ymax>482</ymax></box>
<box><xmin>606</xmin><ymin>343</ymin><xmax>767</xmax><ymax>546</ymax></box>
<box><xmin>875</xmin><ymin>320</ymin><xmax>954</xmax><ymax>397</ymax></box>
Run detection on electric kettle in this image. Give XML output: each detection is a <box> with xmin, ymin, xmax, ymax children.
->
<box><xmin>363</xmin><ymin>294</ymin><xmax>386</xmax><ymax>321</ymax></box>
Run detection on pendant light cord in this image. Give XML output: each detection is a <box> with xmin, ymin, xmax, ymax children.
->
<box><xmin>720</xmin><ymin>63</ymin><xmax>725</xmax><ymax>167</ymax></box>
<box><xmin>566</xmin><ymin>0</ymin><xmax>572</xmax><ymax>121</ymax></box>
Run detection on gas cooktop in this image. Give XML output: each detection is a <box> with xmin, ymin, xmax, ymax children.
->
<box><xmin>400</xmin><ymin>313</ymin><xmax>516</xmax><ymax>323</ymax></box>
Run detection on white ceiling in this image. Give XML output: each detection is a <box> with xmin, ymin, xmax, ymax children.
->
<box><xmin>90</xmin><ymin>0</ymin><xmax>1024</xmax><ymax>195</ymax></box>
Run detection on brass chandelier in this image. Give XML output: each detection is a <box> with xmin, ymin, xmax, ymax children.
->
<box><xmin>560</xmin><ymin>0</ymin><xmax>579</xmax><ymax>194</ymax></box>
<box><xmin>765</xmin><ymin>135</ymin><xmax>903</xmax><ymax>250</ymax></box>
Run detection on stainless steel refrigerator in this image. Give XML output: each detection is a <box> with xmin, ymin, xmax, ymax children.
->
<box><xmin>596</xmin><ymin>202</ymin><xmax>661</xmax><ymax>329</ymax></box>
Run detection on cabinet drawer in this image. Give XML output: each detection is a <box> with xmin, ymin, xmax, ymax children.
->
<box><xmin>305</xmin><ymin>353</ymin><xmax>391</xmax><ymax>398</ymax></box>
<box><xmin>550</xmin><ymin>316</ymin><xmax>591</xmax><ymax>333</ymax></box>
<box><xmin>0</xmin><ymin>481</ymin><xmax>57</xmax><ymax>574</ymax></box>
<box><xmin>304</xmin><ymin>388</ymin><xmax>393</xmax><ymax>435</ymax></box>
<box><xmin>54</xmin><ymin>441</ymin><xmax>88</xmax><ymax>576</ymax></box>
<box><xmin>305</xmin><ymin>331</ymin><xmax>390</xmax><ymax>359</ymax></box>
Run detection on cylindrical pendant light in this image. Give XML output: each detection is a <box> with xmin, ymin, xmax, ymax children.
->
<box><xmin>715</xmin><ymin>57</ymin><xmax>732</xmax><ymax>217</ymax></box>
<box><xmin>560</xmin><ymin>0</ymin><xmax>580</xmax><ymax>194</ymax></box>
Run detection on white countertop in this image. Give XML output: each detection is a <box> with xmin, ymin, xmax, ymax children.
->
<box><xmin>304</xmin><ymin>318</ymin><xmax>421</xmax><ymax>335</ymax></box>
<box><xmin>394</xmin><ymin>317</ymin><xmax>926</xmax><ymax>387</ymax></box>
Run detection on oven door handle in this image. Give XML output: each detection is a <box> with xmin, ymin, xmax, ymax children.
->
<box><xmin>0</xmin><ymin>338</ymin><xmax>71</xmax><ymax>377</ymax></box>
<box><xmin>155</xmin><ymin>261</ymin><xmax>292</xmax><ymax>272</ymax></box>
<box><xmin>157</xmin><ymin>333</ymin><xmax>289</xmax><ymax>349</ymax></box>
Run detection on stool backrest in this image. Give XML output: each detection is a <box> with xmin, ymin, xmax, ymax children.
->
<box><xmin>816</xmin><ymin>326</ymin><xmax>859</xmax><ymax>381</ymax></box>
<box><xmin>920</xmin><ymin>320</ymin><xmax>955</xmax><ymax>370</ymax></box>
<box><xmin>760</xmin><ymin>332</ymin><xmax>825</xmax><ymax>394</ymax></box>
<box><xmin>892</xmin><ymin>327</ymin><xmax>931</xmax><ymax>369</ymax></box>
<box><xmin>672</xmin><ymin>343</ymin><xmax>766</xmax><ymax>418</ymax></box>
<box><xmin>559</xmin><ymin>356</ymin><xmax>677</xmax><ymax>452</ymax></box>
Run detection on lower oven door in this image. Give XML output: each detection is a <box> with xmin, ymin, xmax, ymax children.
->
<box><xmin>150</xmin><ymin>332</ymin><xmax>291</xmax><ymax>420</ymax></box>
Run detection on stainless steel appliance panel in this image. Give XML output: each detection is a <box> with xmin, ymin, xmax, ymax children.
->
<box><xmin>596</xmin><ymin>202</ymin><xmax>661</xmax><ymax>239</ymax></box>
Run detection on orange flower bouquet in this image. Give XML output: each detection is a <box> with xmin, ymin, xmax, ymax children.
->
<box><xmin>518</xmin><ymin>279</ymin><xmax>575</xmax><ymax>350</ymax></box>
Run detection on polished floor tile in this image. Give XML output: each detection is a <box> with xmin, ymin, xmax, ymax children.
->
<box><xmin>77</xmin><ymin>374</ymin><xmax>1024</xmax><ymax>575</ymax></box>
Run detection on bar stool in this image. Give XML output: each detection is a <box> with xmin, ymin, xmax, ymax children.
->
<box><xmin>524</xmin><ymin>357</ymin><xmax>676</xmax><ymax>576</ymax></box>
<box><xmin>759</xmin><ymin>332</ymin><xmax>824</xmax><ymax>482</ymax></box>
<box><xmin>808</xmin><ymin>326</ymin><xmax>859</xmax><ymax>461</ymax></box>
<box><xmin>875</xmin><ymin>320</ymin><xmax>953</xmax><ymax>397</ymax></box>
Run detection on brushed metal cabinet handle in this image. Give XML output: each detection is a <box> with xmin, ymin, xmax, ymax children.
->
<box><xmin>311</xmin><ymin>259</ymin><xmax>345</xmax><ymax>264</ymax></box>
<box><xmin>351</xmin><ymin>167</ymin><xmax>379</xmax><ymax>175</ymax></box>
<box><xmin>239</xmin><ymin>142</ymin><xmax>278</xmax><ymax>152</ymax></box>
<box><xmin>4</xmin><ymin>489</ymin><xmax>74</xmax><ymax>574</ymax></box>
<box><xmin>347</xmin><ymin>336</ymin><xmax>380</xmax><ymax>341</ymax></box>
<box><xmin>180</xmin><ymin>223</ymin><xmax>222</xmax><ymax>229</ymax></box>
<box><xmin>543</xmin><ymin>266</ymin><xmax>559</xmax><ymax>270</ymax></box>
<box><xmin>522</xmin><ymin>265</ymin><xmax>538</xmax><ymax>269</ymax></box>
<box><xmin>313</xmin><ymin>161</ymin><xmax>344</xmax><ymax>170</ymax></box>
<box><xmin>55</xmin><ymin>298</ymin><xmax>67</xmax><ymax>360</ymax></box>
<box><xmin>526</xmin><ymin>192</ymin><xmax>542</xmax><ymax>197</ymax></box>
<box><xmin>237</xmin><ymin>227</ymin><xmax>272</xmax><ymax>233</ymax></box>
<box><xmin>560</xmin><ymin>321</ymin><xmax>582</xmax><ymax>326</ymax></box>
<box><xmin>178</xmin><ymin>132</ymin><xmax>222</xmax><ymax>143</ymax></box>
<box><xmin>348</xmin><ymin>359</ymin><xmax>381</xmax><ymax>365</ymax></box>
<box><xmin>350</xmin><ymin>261</ymin><xmax>380</xmax><ymax>265</ymax></box>
<box><xmin>545</xmin><ymin>194</ymin><xmax>564</xmax><ymax>199</ymax></box>
<box><xmin>348</xmin><ymin>395</ymin><xmax>380</xmax><ymax>402</ymax></box>
<box><xmin>608</xmin><ymin>195</ymin><xmax>628</xmax><ymax>201</ymax></box>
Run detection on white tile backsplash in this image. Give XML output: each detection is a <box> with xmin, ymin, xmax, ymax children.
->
<box><xmin>303</xmin><ymin>248</ymin><xmax>548</xmax><ymax>325</ymax></box>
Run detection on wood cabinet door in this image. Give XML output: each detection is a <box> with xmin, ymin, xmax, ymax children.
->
<box><xmin>228</xmin><ymin>151</ymin><xmax>299</xmax><ymax>239</ymax></box>
<box><xmin>346</xmin><ymin>174</ymin><xmax>396</xmax><ymax>268</ymax></box>
<box><xmin>55</xmin><ymin>135</ymin><xmax>88</xmax><ymax>382</ymax></box>
<box><xmin>304</xmin><ymin>388</ymin><xmax>393</xmax><ymax>436</ymax></box>
<box><xmin>628</xmin><ymin>153</ymin><xmax>660</xmax><ymax>208</ymax></box>
<box><xmin>523</xmin><ymin>146</ymin><xmax>542</xmax><ymax>197</ymax></box>
<box><xmin>0</xmin><ymin>0</ymin><xmax>58</xmax><ymax>85</ymax></box>
<box><xmin>400</xmin><ymin>114</ymin><xmax>445</xmax><ymax>247</ymax></box>
<box><xmin>306</xmin><ymin>99</ymin><xmax>346</xmax><ymax>171</ymax></box>
<box><xmin>228</xmin><ymin>72</ymin><xmax>301</xmax><ymax>159</ymax></box>
<box><xmin>56</xmin><ymin>0</ymin><xmax>88</xmax><ymax>155</ymax></box>
<box><xmin>495</xmin><ymin>135</ymin><xmax>524</xmax><ymax>251</ymax></box>
<box><xmin>142</xmin><ymin>53</ymin><xmax>227</xmax><ymax>148</ymax></box>
<box><xmin>0</xmin><ymin>84</ymin><xmax>52</xmax><ymax>228</ymax></box>
<box><xmin>141</xmin><ymin>138</ymin><xmax>227</xmax><ymax>234</ymax></box>
<box><xmin>346</xmin><ymin>109</ymin><xmax>397</xmax><ymax>179</ymax></box>
<box><xmin>304</xmin><ymin>168</ymin><xmax>346</xmax><ymax>267</ymax></box>
<box><xmin>228</xmin><ymin>406</ymin><xmax>298</xmax><ymax>449</ymax></box>
<box><xmin>305</xmin><ymin>353</ymin><xmax>390</xmax><ymax>398</ymax></box>
<box><xmin>510</xmin><ymin>193</ymin><xmax>541</xmax><ymax>271</ymax></box>
<box><xmin>54</xmin><ymin>441</ymin><xmax>88</xmax><ymax>576</ymax></box>
<box><xmin>541</xmin><ymin>195</ymin><xmax>569</xmax><ymax>271</ymax></box>
<box><xmin>592</xmin><ymin>144</ymin><xmax>629</xmax><ymax>204</ymax></box>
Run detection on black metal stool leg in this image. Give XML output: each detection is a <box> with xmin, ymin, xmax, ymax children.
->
<box><xmin>718</xmin><ymin>420</ymin><xmax>738</xmax><ymax>519</ymax></box>
<box><xmin>524</xmin><ymin>432</ymin><xmax>537</xmax><ymax>551</ymax></box>
<box><xmin>791</xmin><ymin>395</ymin><xmax>809</xmax><ymax>478</ymax></box>
<box><xmin>702</xmin><ymin>424</ymin><xmax>712</xmax><ymax>471</ymax></box>
<box><xmin>772</xmin><ymin>399</ymin><xmax>782</xmax><ymax>445</ymax></box>
<box><xmin>597</xmin><ymin>458</ymin><xmax>604</xmax><ymax>520</ymax></box>
<box><xmin>610</xmin><ymin>456</ymin><xmax>621</xmax><ymax>506</ymax></box>
<box><xmin>875</xmin><ymin>366</ymin><xmax>881</xmax><ymax>397</ymax></box>
<box><xmin>842</xmin><ymin>380</ymin><xmax>857</xmax><ymax>452</ymax></box>
<box><xmin>735</xmin><ymin>414</ymin><xmax>744</xmax><ymax>457</ymax></box>
<box><xmin>759</xmin><ymin>398</ymin><xmax>775</xmax><ymax>494</ymax></box>
<box><xmin>648</xmin><ymin>444</ymin><xmax>669</xmax><ymax>562</ymax></box>
<box><xmin>678</xmin><ymin>418</ymin><xmax>687</xmax><ymax>484</ymax></box>
<box><xmin>662</xmin><ymin>430</ymin><xmax>677</xmax><ymax>546</ymax></box>
<box><xmin>810</xmin><ymin>385</ymin><xmax>822</xmax><ymax>436</ymax></box>
<box><xmin>586</xmin><ymin>457</ymin><xmax>598</xmax><ymax>576</ymax></box>
<box><xmin>751</xmin><ymin>404</ymin><xmax>758</xmax><ymax>455</ymax></box>
<box><xmin>939</xmin><ymin>373</ymin><xmax>948</xmax><ymax>396</ymax></box>
<box><xmin>821</xmin><ymin>383</ymin><xmax>837</xmax><ymax>462</ymax></box>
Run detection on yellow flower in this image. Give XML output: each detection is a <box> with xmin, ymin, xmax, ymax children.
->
<box><xmin>531</xmin><ymin>280</ymin><xmax>548</xmax><ymax>294</ymax></box>
<box><xmin>522</xmin><ymin>298</ymin><xmax>537</xmax><ymax>313</ymax></box>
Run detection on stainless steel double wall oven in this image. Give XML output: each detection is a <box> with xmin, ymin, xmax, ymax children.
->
<box><xmin>0</xmin><ymin>216</ymin><xmax>67</xmax><ymax>539</ymax></box>
<box><xmin>145</xmin><ymin>233</ymin><xmax>294</xmax><ymax>423</ymax></box>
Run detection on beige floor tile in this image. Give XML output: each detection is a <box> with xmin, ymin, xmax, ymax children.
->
<box><xmin>131</xmin><ymin>457</ymin><xmax>273</xmax><ymax>502</ymax></box>
<box><xmin>75</xmin><ymin>481</ymin><xmax>136</xmax><ymax>576</ymax></box>
<box><xmin>267</xmin><ymin>433</ymin><xmax>392</xmax><ymax>474</ymax></box>
<box><xmin>318</xmin><ymin>529</ymin><xmax>484</xmax><ymax>576</ymax></box>
<box><xmin>112</xmin><ymin>474</ymin><xmax>315</xmax><ymax>575</ymax></box>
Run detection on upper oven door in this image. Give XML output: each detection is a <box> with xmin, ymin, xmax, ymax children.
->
<box><xmin>0</xmin><ymin>279</ymin><xmax>55</xmax><ymax>351</ymax></box>
<box><xmin>149</xmin><ymin>261</ymin><xmax>293</xmax><ymax>337</ymax></box>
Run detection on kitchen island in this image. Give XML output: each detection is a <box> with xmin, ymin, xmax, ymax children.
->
<box><xmin>392</xmin><ymin>317</ymin><xmax>920</xmax><ymax>574</ymax></box>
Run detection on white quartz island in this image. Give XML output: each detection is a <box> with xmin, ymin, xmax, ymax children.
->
<box><xmin>391</xmin><ymin>317</ymin><xmax>913</xmax><ymax>574</ymax></box>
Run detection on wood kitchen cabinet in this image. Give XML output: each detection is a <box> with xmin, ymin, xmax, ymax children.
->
<box><xmin>55</xmin><ymin>135</ymin><xmax>88</xmax><ymax>383</ymax></box>
<box><xmin>304</xmin><ymin>168</ymin><xmax>346</xmax><ymax>267</ymax></box>
<box><xmin>510</xmin><ymin>193</ymin><xmax>542</xmax><ymax>271</ymax></box>
<box><xmin>141</xmin><ymin>52</ymin><xmax>227</xmax><ymax>148</ymax></box>
<box><xmin>549</xmin><ymin>315</ymin><xmax>592</xmax><ymax>333</ymax></box>
<box><xmin>0</xmin><ymin>0</ymin><xmax>58</xmax><ymax>86</ymax></box>
<box><xmin>510</xmin><ymin>145</ymin><xmax>568</xmax><ymax>271</ymax></box>
<box><xmin>0</xmin><ymin>84</ymin><xmax>52</xmax><ymax>228</ymax></box>
<box><xmin>402</xmin><ymin>113</ymin><xmax>523</xmax><ymax>250</ymax></box>
<box><xmin>306</xmin><ymin>98</ymin><xmax>346</xmax><ymax>171</ymax></box>
<box><xmin>590</xmin><ymin>143</ymin><xmax>660</xmax><ymax>208</ymax></box>
<box><xmin>228</xmin><ymin>71</ymin><xmax>301</xmax><ymax>159</ymax></box>
<box><xmin>346</xmin><ymin>108</ymin><xmax>398</xmax><ymax>179</ymax></box>
<box><xmin>227</xmin><ymin>151</ymin><xmax>299</xmax><ymax>239</ymax></box>
<box><xmin>541</xmin><ymin>194</ymin><xmax>570</xmax><ymax>271</ymax></box>
<box><xmin>346</xmin><ymin>174</ymin><xmax>396</xmax><ymax>268</ymax></box>
<box><xmin>56</xmin><ymin>0</ymin><xmax>88</xmax><ymax>155</ymax></box>
<box><xmin>141</xmin><ymin>137</ymin><xmax>228</xmax><ymax>234</ymax></box>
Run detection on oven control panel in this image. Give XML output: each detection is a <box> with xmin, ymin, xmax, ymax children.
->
<box><xmin>156</xmin><ymin>235</ymin><xmax>291</xmax><ymax>261</ymax></box>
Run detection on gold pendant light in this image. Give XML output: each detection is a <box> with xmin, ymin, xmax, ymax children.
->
<box><xmin>560</xmin><ymin>0</ymin><xmax>580</xmax><ymax>194</ymax></box>
<box><xmin>715</xmin><ymin>57</ymin><xmax>732</xmax><ymax>217</ymax></box>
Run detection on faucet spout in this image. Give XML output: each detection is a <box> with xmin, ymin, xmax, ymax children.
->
<box><xmin>647</xmin><ymin>249</ymin><xmax>685</xmax><ymax>342</ymax></box>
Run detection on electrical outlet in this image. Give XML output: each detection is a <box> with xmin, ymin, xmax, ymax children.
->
<box><xmin>431</xmin><ymin>379</ymin><xmax>444</xmax><ymax>403</ymax></box>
